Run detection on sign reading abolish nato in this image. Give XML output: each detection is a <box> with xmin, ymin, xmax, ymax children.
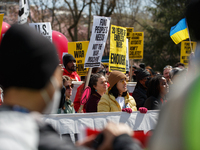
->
<box><xmin>181</xmin><ymin>41</ymin><xmax>196</xmax><ymax>66</ymax></box>
<box><xmin>68</xmin><ymin>41</ymin><xmax>89</xmax><ymax>76</ymax></box>
<box><xmin>129</xmin><ymin>32</ymin><xmax>144</xmax><ymax>59</ymax></box>
<box><xmin>84</xmin><ymin>16</ymin><xmax>111</xmax><ymax>68</ymax></box>
<box><xmin>109</xmin><ymin>25</ymin><xmax>127</xmax><ymax>73</ymax></box>
<box><xmin>29</xmin><ymin>22</ymin><xmax>52</xmax><ymax>42</ymax></box>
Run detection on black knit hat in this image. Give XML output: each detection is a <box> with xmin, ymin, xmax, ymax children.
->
<box><xmin>63</xmin><ymin>54</ymin><xmax>76</xmax><ymax>67</ymax></box>
<box><xmin>135</xmin><ymin>69</ymin><xmax>150</xmax><ymax>81</ymax></box>
<box><xmin>0</xmin><ymin>24</ymin><xmax>59</xmax><ymax>90</ymax></box>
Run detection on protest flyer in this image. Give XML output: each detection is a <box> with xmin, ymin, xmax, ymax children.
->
<box><xmin>181</xmin><ymin>41</ymin><xmax>196</xmax><ymax>66</ymax></box>
<box><xmin>129</xmin><ymin>32</ymin><xmax>144</xmax><ymax>59</ymax></box>
<box><xmin>84</xmin><ymin>16</ymin><xmax>111</xmax><ymax>68</ymax></box>
<box><xmin>29</xmin><ymin>22</ymin><xmax>52</xmax><ymax>42</ymax></box>
<box><xmin>68</xmin><ymin>41</ymin><xmax>89</xmax><ymax>76</ymax></box>
<box><xmin>109</xmin><ymin>25</ymin><xmax>127</xmax><ymax>73</ymax></box>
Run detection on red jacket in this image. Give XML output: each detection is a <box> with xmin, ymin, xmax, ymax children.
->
<box><xmin>63</xmin><ymin>68</ymin><xmax>81</xmax><ymax>81</ymax></box>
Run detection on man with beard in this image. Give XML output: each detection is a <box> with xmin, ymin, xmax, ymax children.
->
<box><xmin>63</xmin><ymin>54</ymin><xmax>81</xmax><ymax>81</ymax></box>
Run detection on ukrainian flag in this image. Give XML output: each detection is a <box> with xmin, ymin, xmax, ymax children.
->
<box><xmin>170</xmin><ymin>18</ymin><xmax>189</xmax><ymax>44</ymax></box>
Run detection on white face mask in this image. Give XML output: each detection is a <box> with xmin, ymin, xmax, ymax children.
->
<box><xmin>41</xmin><ymin>77</ymin><xmax>61</xmax><ymax>114</ymax></box>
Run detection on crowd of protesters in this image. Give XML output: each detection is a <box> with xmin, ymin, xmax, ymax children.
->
<box><xmin>1</xmin><ymin>1</ymin><xmax>200</xmax><ymax>150</ymax></box>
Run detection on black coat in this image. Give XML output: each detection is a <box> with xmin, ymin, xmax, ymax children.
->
<box><xmin>132</xmin><ymin>82</ymin><xmax>147</xmax><ymax>109</ymax></box>
<box><xmin>144</xmin><ymin>96</ymin><xmax>163</xmax><ymax>110</ymax></box>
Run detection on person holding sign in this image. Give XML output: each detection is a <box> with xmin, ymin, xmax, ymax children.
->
<box><xmin>97</xmin><ymin>71</ymin><xmax>137</xmax><ymax>113</ymax></box>
<box><xmin>63</xmin><ymin>54</ymin><xmax>81</xmax><ymax>81</ymax></box>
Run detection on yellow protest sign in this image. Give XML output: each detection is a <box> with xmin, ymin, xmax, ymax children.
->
<box><xmin>126</xmin><ymin>27</ymin><xmax>134</xmax><ymax>41</ymax></box>
<box><xmin>180</xmin><ymin>41</ymin><xmax>196</xmax><ymax>66</ymax></box>
<box><xmin>109</xmin><ymin>25</ymin><xmax>127</xmax><ymax>73</ymax></box>
<box><xmin>68</xmin><ymin>41</ymin><xmax>89</xmax><ymax>76</ymax></box>
<box><xmin>0</xmin><ymin>14</ymin><xmax>4</xmax><ymax>42</ymax></box>
<box><xmin>129</xmin><ymin>32</ymin><xmax>144</xmax><ymax>59</ymax></box>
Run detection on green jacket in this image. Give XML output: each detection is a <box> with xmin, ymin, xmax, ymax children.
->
<box><xmin>97</xmin><ymin>90</ymin><xmax>137</xmax><ymax>112</ymax></box>
<box><xmin>57</xmin><ymin>99</ymin><xmax>75</xmax><ymax>114</ymax></box>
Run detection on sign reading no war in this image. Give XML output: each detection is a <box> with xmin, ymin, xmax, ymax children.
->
<box><xmin>68</xmin><ymin>41</ymin><xmax>89</xmax><ymax>76</ymax></box>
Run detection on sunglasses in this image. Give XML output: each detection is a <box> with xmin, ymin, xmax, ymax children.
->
<box><xmin>65</xmin><ymin>84</ymin><xmax>74</xmax><ymax>90</ymax></box>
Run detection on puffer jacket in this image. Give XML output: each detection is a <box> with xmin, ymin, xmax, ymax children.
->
<box><xmin>97</xmin><ymin>90</ymin><xmax>137</xmax><ymax>112</ymax></box>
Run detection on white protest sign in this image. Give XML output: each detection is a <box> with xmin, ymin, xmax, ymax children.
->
<box><xmin>84</xmin><ymin>16</ymin><xmax>111</xmax><ymax>68</ymax></box>
<box><xmin>18</xmin><ymin>0</ymin><xmax>29</xmax><ymax>24</ymax></box>
<box><xmin>126</xmin><ymin>38</ymin><xmax>129</xmax><ymax>72</ymax></box>
<box><xmin>29</xmin><ymin>22</ymin><xmax>52</xmax><ymax>42</ymax></box>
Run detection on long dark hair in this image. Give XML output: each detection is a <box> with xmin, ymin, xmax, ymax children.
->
<box><xmin>109</xmin><ymin>84</ymin><xmax>127</xmax><ymax>98</ymax></box>
<box><xmin>147</xmin><ymin>75</ymin><xmax>164</xmax><ymax>98</ymax></box>
<box><xmin>89</xmin><ymin>73</ymin><xmax>104</xmax><ymax>94</ymax></box>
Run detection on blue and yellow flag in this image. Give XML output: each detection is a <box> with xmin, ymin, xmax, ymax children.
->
<box><xmin>170</xmin><ymin>18</ymin><xmax>189</xmax><ymax>44</ymax></box>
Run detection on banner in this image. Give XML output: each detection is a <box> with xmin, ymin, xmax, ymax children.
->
<box><xmin>68</xmin><ymin>41</ymin><xmax>89</xmax><ymax>76</ymax></box>
<box><xmin>29</xmin><ymin>22</ymin><xmax>52</xmax><ymax>42</ymax></box>
<box><xmin>180</xmin><ymin>41</ymin><xmax>197</xmax><ymax>66</ymax></box>
<box><xmin>129</xmin><ymin>32</ymin><xmax>144</xmax><ymax>59</ymax></box>
<box><xmin>0</xmin><ymin>14</ymin><xmax>4</xmax><ymax>42</ymax></box>
<box><xmin>109</xmin><ymin>25</ymin><xmax>127</xmax><ymax>73</ymax></box>
<box><xmin>42</xmin><ymin>111</ymin><xmax>159</xmax><ymax>142</ymax></box>
<box><xmin>84</xmin><ymin>16</ymin><xmax>111</xmax><ymax>68</ymax></box>
<box><xmin>18</xmin><ymin>0</ymin><xmax>29</xmax><ymax>24</ymax></box>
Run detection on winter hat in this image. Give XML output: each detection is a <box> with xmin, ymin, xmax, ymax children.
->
<box><xmin>0</xmin><ymin>24</ymin><xmax>59</xmax><ymax>90</ymax></box>
<box><xmin>108</xmin><ymin>71</ymin><xmax>126</xmax><ymax>90</ymax></box>
<box><xmin>135</xmin><ymin>69</ymin><xmax>150</xmax><ymax>81</ymax></box>
<box><xmin>63</xmin><ymin>54</ymin><xmax>76</xmax><ymax>67</ymax></box>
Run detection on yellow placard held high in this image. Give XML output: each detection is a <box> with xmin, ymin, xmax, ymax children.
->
<box><xmin>68</xmin><ymin>41</ymin><xmax>89</xmax><ymax>76</ymax></box>
<box><xmin>0</xmin><ymin>14</ymin><xmax>4</xmax><ymax>42</ymax></box>
<box><xmin>180</xmin><ymin>41</ymin><xmax>196</xmax><ymax>67</ymax></box>
<box><xmin>109</xmin><ymin>25</ymin><xmax>127</xmax><ymax>73</ymax></box>
<box><xmin>126</xmin><ymin>27</ymin><xmax>134</xmax><ymax>42</ymax></box>
<box><xmin>129</xmin><ymin>32</ymin><xmax>144</xmax><ymax>59</ymax></box>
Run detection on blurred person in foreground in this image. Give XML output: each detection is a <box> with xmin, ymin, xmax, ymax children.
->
<box><xmin>144</xmin><ymin>75</ymin><xmax>168</xmax><ymax>110</ymax></box>
<box><xmin>57</xmin><ymin>75</ymin><xmax>75</xmax><ymax>114</ymax></box>
<box><xmin>0</xmin><ymin>24</ymin><xmax>142</xmax><ymax>150</ymax></box>
<box><xmin>98</xmin><ymin>71</ymin><xmax>137</xmax><ymax>113</ymax></box>
<box><xmin>86</xmin><ymin>73</ymin><xmax>107</xmax><ymax>113</ymax></box>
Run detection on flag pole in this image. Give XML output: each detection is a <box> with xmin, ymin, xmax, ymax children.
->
<box><xmin>186</xmin><ymin>19</ymin><xmax>193</xmax><ymax>52</ymax></box>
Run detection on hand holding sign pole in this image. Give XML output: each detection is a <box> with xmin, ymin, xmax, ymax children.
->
<box><xmin>78</xmin><ymin>16</ymin><xmax>110</xmax><ymax>113</ymax></box>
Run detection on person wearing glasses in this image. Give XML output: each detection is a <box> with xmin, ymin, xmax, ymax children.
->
<box><xmin>57</xmin><ymin>75</ymin><xmax>75</xmax><ymax>114</ymax></box>
<box><xmin>98</xmin><ymin>71</ymin><xmax>137</xmax><ymax>113</ymax></box>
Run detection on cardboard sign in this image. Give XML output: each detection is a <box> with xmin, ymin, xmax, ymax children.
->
<box><xmin>180</xmin><ymin>41</ymin><xmax>196</xmax><ymax>66</ymax></box>
<box><xmin>126</xmin><ymin>27</ymin><xmax>134</xmax><ymax>42</ymax></box>
<box><xmin>129</xmin><ymin>32</ymin><xmax>144</xmax><ymax>59</ymax></box>
<box><xmin>18</xmin><ymin>0</ymin><xmax>29</xmax><ymax>24</ymax></box>
<box><xmin>84</xmin><ymin>16</ymin><xmax>111</xmax><ymax>68</ymax></box>
<box><xmin>109</xmin><ymin>25</ymin><xmax>127</xmax><ymax>73</ymax></box>
<box><xmin>29</xmin><ymin>22</ymin><xmax>52</xmax><ymax>42</ymax></box>
<box><xmin>68</xmin><ymin>41</ymin><xmax>89</xmax><ymax>76</ymax></box>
